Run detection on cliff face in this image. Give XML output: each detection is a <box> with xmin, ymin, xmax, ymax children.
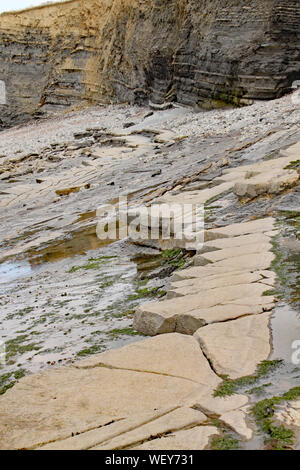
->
<box><xmin>0</xmin><ymin>0</ymin><xmax>299</xmax><ymax>127</ymax></box>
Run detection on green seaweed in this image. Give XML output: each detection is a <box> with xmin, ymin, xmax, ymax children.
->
<box><xmin>105</xmin><ymin>327</ymin><xmax>145</xmax><ymax>339</ymax></box>
<box><xmin>214</xmin><ymin>360</ymin><xmax>283</xmax><ymax>397</ymax></box>
<box><xmin>284</xmin><ymin>160</ymin><xmax>300</xmax><ymax>170</ymax></box>
<box><xmin>76</xmin><ymin>345</ymin><xmax>104</xmax><ymax>357</ymax></box>
<box><xmin>68</xmin><ymin>257</ymin><xmax>114</xmax><ymax>273</ymax></box>
<box><xmin>0</xmin><ymin>369</ymin><xmax>26</xmax><ymax>395</ymax></box>
<box><xmin>246</xmin><ymin>383</ymin><xmax>272</xmax><ymax>396</ymax></box>
<box><xmin>251</xmin><ymin>387</ymin><xmax>300</xmax><ymax>449</ymax></box>
<box><xmin>5</xmin><ymin>335</ymin><xmax>42</xmax><ymax>362</ymax></box>
<box><xmin>161</xmin><ymin>248</ymin><xmax>188</xmax><ymax>270</ymax></box>
<box><xmin>210</xmin><ymin>436</ymin><xmax>240</xmax><ymax>451</ymax></box>
<box><xmin>270</xmin><ymin>215</ymin><xmax>300</xmax><ymax>306</ymax></box>
<box><xmin>128</xmin><ymin>286</ymin><xmax>166</xmax><ymax>301</ymax></box>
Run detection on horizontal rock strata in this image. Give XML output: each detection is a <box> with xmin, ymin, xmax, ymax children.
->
<box><xmin>134</xmin><ymin>217</ymin><xmax>277</xmax><ymax>336</ymax></box>
<box><xmin>0</xmin><ymin>0</ymin><xmax>300</xmax><ymax>127</ymax></box>
<box><xmin>0</xmin><ymin>133</ymin><xmax>298</xmax><ymax>449</ymax></box>
<box><xmin>132</xmin><ymin>155</ymin><xmax>298</xmax><ymax>250</ymax></box>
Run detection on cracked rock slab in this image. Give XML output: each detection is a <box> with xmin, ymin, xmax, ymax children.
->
<box><xmin>40</xmin><ymin>407</ymin><xmax>207</xmax><ymax>451</ymax></box>
<box><xmin>186</xmin><ymin>393</ymin><xmax>249</xmax><ymax>416</ymax></box>
<box><xmin>175</xmin><ymin>304</ymin><xmax>272</xmax><ymax>331</ymax></box>
<box><xmin>171</xmin><ymin>253</ymin><xmax>274</xmax><ymax>281</ymax></box>
<box><xmin>134</xmin><ymin>283</ymin><xmax>271</xmax><ymax>336</ymax></box>
<box><xmin>211</xmin><ymin>252</ymin><xmax>275</xmax><ymax>270</ymax></box>
<box><xmin>92</xmin><ymin>407</ymin><xmax>207</xmax><ymax>450</ymax></box>
<box><xmin>206</xmin><ymin>217</ymin><xmax>275</xmax><ymax>239</ymax></box>
<box><xmin>168</xmin><ymin>271</ymin><xmax>264</xmax><ymax>298</ymax></box>
<box><xmin>280</xmin><ymin>141</ymin><xmax>300</xmax><ymax>158</ymax></box>
<box><xmin>220</xmin><ymin>410</ymin><xmax>253</xmax><ymax>440</ymax></box>
<box><xmin>170</xmin><ymin>271</ymin><xmax>263</xmax><ymax>289</ymax></box>
<box><xmin>39</xmin><ymin>407</ymin><xmax>176</xmax><ymax>450</ymax></box>
<box><xmin>132</xmin><ymin>425</ymin><xmax>219</xmax><ymax>450</ymax></box>
<box><xmin>194</xmin><ymin>312</ymin><xmax>271</xmax><ymax>379</ymax></box>
<box><xmin>0</xmin><ymin>333</ymin><xmax>219</xmax><ymax>450</ymax></box>
<box><xmin>75</xmin><ymin>333</ymin><xmax>221</xmax><ymax>390</ymax></box>
<box><xmin>194</xmin><ymin>242</ymin><xmax>272</xmax><ymax>266</ymax></box>
<box><xmin>197</xmin><ymin>232</ymin><xmax>272</xmax><ymax>253</ymax></box>
<box><xmin>234</xmin><ymin>168</ymin><xmax>299</xmax><ymax>198</ymax></box>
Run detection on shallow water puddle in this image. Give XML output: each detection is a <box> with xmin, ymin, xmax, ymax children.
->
<box><xmin>26</xmin><ymin>225</ymin><xmax>117</xmax><ymax>266</ymax></box>
<box><xmin>242</xmin><ymin>213</ymin><xmax>300</xmax><ymax>449</ymax></box>
<box><xmin>0</xmin><ymin>219</ymin><xmax>167</xmax><ymax>393</ymax></box>
<box><xmin>0</xmin><ymin>250</ymin><xmax>145</xmax><ymax>380</ymax></box>
<box><xmin>0</xmin><ymin>260</ymin><xmax>32</xmax><ymax>284</ymax></box>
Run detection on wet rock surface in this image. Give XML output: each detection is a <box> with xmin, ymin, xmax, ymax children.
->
<box><xmin>0</xmin><ymin>93</ymin><xmax>299</xmax><ymax>450</ymax></box>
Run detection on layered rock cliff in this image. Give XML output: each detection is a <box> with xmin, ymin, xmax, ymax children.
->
<box><xmin>0</xmin><ymin>0</ymin><xmax>299</xmax><ymax>127</ymax></box>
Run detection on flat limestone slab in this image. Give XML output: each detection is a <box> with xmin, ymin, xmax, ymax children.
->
<box><xmin>229</xmin><ymin>295</ymin><xmax>274</xmax><ymax>306</ymax></box>
<box><xmin>132</xmin><ymin>426</ymin><xmax>219</xmax><ymax>450</ymax></box>
<box><xmin>197</xmin><ymin>232</ymin><xmax>272</xmax><ymax>253</ymax></box>
<box><xmin>0</xmin><ymin>368</ymin><xmax>198</xmax><ymax>450</ymax></box>
<box><xmin>171</xmin><ymin>271</ymin><xmax>263</xmax><ymax>290</ymax></box>
<box><xmin>185</xmin><ymin>393</ymin><xmax>249</xmax><ymax>415</ymax></box>
<box><xmin>135</xmin><ymin>284</ymin><xmax>273</xmax><ymax>336</ymax></box>
<box><xmin>222</xmin><ymin>155</ymin><xmax>295</xmax><ymax>175</ymax></box>
<box><xmin>39</xmin><ymin>407</ymin><xmax>174</xmax><ymax>450</ymax></box>
<box><xmin>171</xmin><ymin>297</ymin><xmax>274</xmax><ymax>334</ymax></box>
<box><xmin>194</xmin><ymin>312</ymin><xmax>271</xmax><ymax>379</ymax></box>
<box><xmin>0</xmin><ymin>334</ymin><xmax>218</xmax><ymax>450</ymax></box>
<box><xmin>40</xmin><ymin>407</ymin><xmax>207</xmax><ymax>451</ymax></box>
<box><xmin>207</xmin><ymin>217</ymin><xmax>275</xmax><ymax>239</ymax></box>
<box><xmin>92</xmin><ymin>407</ymin><xmax>207</xmax><ymax>450</ymax></box>
<box><xmin>204</xmin><ymin>252</ymin><xmax>275</xmax><ymax>270</ymax></box>
<box><xmin>171</xmin><ymin>270</ymin><xmax>274</xmax><ymax>291</ymax></box>
<box><xmin>135</xmin><ymin>282</ymin><xmax>269</xmax><ymax>327</ymax></box>
<box><xmin>280</xmin><ymin>141</ymin><xmax>300</xmax><ymax>158</ymax></box>
<box><xmin>194</xmin><ymin>242</ymin><xmax>272</xmax><ymax>265</ymax></box>
<box><xmin>157</xmin><ymin>182</ymin><xmax>233</xmax><ymax>206</ymax></box>
<box><xmin>171</xmin><ymin>252</ymin><xmax>274</xmax><ymax>281</ymax></box>
<box><xmin>221</xmin><ymin>410</ymin><xmax>253</xmax><ymax>440</ymax></box>
<box><xmin>168</xmin><ymin>272</ymin><xmax>263</xmax><ymax>298</ymax></box>
<box><xmin>171</xmin><ymin>265</ymin><xmax>248</xmax><ymax>282</ymax></box>
<box><xmin>167</xmin><ymin>273</ymin><xmax>267</xmax><ymax>299</ymax></box>
<box><xmin>75</xmin><ymin>333</ymin><xmax>221</xmax><ymax>389</ymax></box>
<box><xmin>234</xmin><ymin>168</ymin><xmax>299</xmax><ymax>198</ymax></box>
<box><xmin>176</xmin><ymin>304</ymin><xmax>272</xmax><ymax>330</ymax></box>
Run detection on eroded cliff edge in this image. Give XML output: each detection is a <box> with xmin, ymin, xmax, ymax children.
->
<box><xmin>0</xmin><ymin>0</ymin><xmax>299</xmax><ymax>127</ymax></box>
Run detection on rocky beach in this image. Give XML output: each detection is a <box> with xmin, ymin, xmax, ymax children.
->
<box><xmin>0</xmin><ymin>0</ymin><xmax>299</xmax><ymax>452</ymax></box>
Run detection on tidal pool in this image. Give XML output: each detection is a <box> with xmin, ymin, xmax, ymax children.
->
<box><xmin>0</xmin><ymin>222</ymin><xmax>169</xmax><ymax>393</ymax></box>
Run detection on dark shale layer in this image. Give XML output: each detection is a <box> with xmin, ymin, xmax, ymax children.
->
<box><xmin>0</xmin><ymin>0</ymin><xmax>299</xmax><ymax>127</ymax></box>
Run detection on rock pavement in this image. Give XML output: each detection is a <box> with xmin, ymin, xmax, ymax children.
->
<box><xmin>0</xmin><ymin>116</ymin><xmax>299</xmax><ymax>450</ymax></box>
<box><xmin>134</xmin><ymin>217</ymin><xmax>277</xmax><ymax>337</ymax></box>
<box><xmin>0</xmin><ymin>334</ymin><xmax>222</xmax><ymax>450</ymax></box>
